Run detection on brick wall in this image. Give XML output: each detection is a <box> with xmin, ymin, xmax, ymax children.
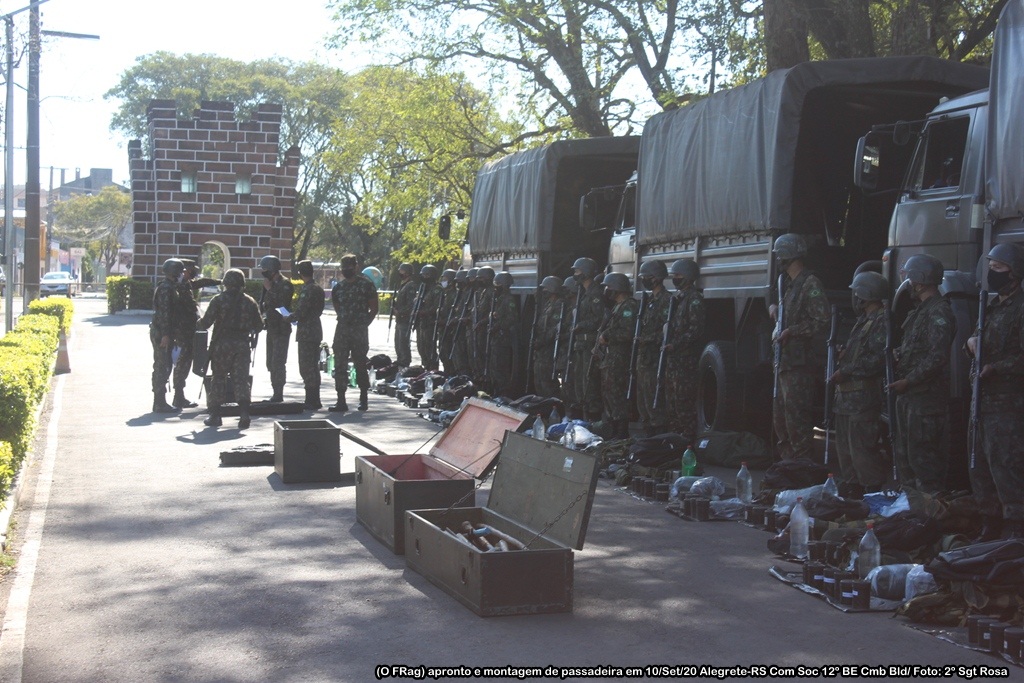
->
<box><xmin>129</xmin><ymin>99</ymin><xmax>300</xmax><ymax>281</ymax></box>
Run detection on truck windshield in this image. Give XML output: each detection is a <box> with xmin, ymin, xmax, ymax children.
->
<box><xmin>908</xmin><ymin>117</ymin><xmax>970</xmax><ymax>192</ymax></box>
<box><xmin>617</xmin><ymin>183</ymin><xmax>636</xmax><ymax>232</ymax></box>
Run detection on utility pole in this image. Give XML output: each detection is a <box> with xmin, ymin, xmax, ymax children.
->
<box><xmin>23</xmin><ymin>0</ymin><xmax>39</xmax><ymax>308</ymax></box>
<box><xmin>3</xmin><ymin>15</ymin><xmax>14</xmax><ymax>332</ymax></box>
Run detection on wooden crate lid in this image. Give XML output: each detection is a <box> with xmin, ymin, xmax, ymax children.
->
<box><xmin>428</xmin><ymin>398</ymin><xmax>528</xmax><ymax>478</ymax></box>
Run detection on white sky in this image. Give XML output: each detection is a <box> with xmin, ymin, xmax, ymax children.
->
<box><xmin>2</xmin><ymin>0</ymin><xmax>345</xmax><ymax>187</ymax></box>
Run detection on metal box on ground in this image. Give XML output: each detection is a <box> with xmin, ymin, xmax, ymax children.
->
<box><xmin>274</xmin><ymin>419</ymin><xmax>342</xmax><ymax>484</ymax></box>
<box><xmin>404</xmin><ymin>430</ymin><xmax>601</xmax><ymax>616</ymax></box>
<box><xmin>356</xmin><ymin>399</ymin><xmax>527</xmax><ymax>554</ymax></box>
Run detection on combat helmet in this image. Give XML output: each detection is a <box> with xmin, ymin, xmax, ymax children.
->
<box><xmin>477</xmin><ymin>266</ymin><xmax>496</xmax><ymax>284</ymax></box>
<box><xmin>258</xmin><ymin>255</ymin><xmax>282</xmax><ymax>273</ymax></box>
<box><xmin>602</xmin><ymin>272</ymin><xmax>632</xmax><ymax>295</ymax></box>
<box><xmin>295</xmin><ymin>260</ymin><xmax>314</xmax><ymax>277</ymax></box>
<box><xmin>494</xmin><ymin>271</ymin><xmax>513</xmax><ymax>288</ymax></box>
<box><xmin>467</xmin><ymin>267</ymin><xmax>479</xmax><ymax>282</ymax></box>
<box><xmin>563</xmin><ymin>275</ymin><xmax>578</xmax><ymax>295</ymax></box>
<box><xmin>572</xmin><ymin>257</ymin><xmax>599</xmax><ymax>280</ymax></box>
<box><xmin>398</xmin><ymin>262</ymin><xmax>415</xmax><ymax>277</ymax></box>
<box><xmin>420</xmin><ymin>264</ymin><xmax>439</xmax><ymax>281</ymax></box>
<box><xmin>639</xmin><ymin>259</ymin><xmax>668</xmax><ymax>280</ymax></box>
<box><xmin>162</xmin><ymin>258</ymin><xmax>184</xmax><ymax>278</ymax></box>
<box><xmin>987</xmin><ymin>243</ymin><xmax>1024</xmax><ymax>280</ymax></box>
<box><xmin>849</xmin><ymin>271</ymin><xmax>887</xmax><ymax>302</ymax></box>
<box><xmin>455</xmin><ymin>269</ymin><xmax>469</xmax><ymax>284</ymax></box>
<box><xmin>541</xmin><ymin>276</ymin><xmax>562</xmax><ymax>294</ymax></box>
<box><xmin>669</xmin><ymin>258</ymin><xmax>699</xmax><ymax>283</ymax></box>
<box><xmin>223</xmin><ymin>269</ymin><xmax>246</xmax><ymax>289</ymax></box>
<box><xmin>772</xmin><ymin>234</ymin><xmax>808</xmax><ymax>260</ymax></box>
<box><xmin>902</xmin><ymin>254</ymin><xmax>944</xmax><ymax>286</ymax></box>
<box><xmin>442</xmin><ymin>268</ymin><xmax>457</xmax><ymax>282</ymax></box>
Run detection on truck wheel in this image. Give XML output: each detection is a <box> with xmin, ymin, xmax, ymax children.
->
<box><xmin>697</xmin><ymin>341</ymin><xmax>741</xmax><ymax>433</ymax></box>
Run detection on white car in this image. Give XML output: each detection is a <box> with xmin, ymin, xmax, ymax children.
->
<box><xmin>39</xmin><ymin>271</ymin><xmax>76</xmax><ymax>297</ymax></box>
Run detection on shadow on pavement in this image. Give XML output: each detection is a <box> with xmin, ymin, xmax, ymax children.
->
<box><xmin>126</xmin><ymin>413</ymin><xmax>182</xmax><ymax>427</ymax></box>
<box><xmin>265</xmin><ymin>472</ymin><xmax>354</xmax><ymax>492</ymax></box>
<box><xmin>85</xmin><ymin>313</ymin><xmax>150</xmax><ymax>327</ymax></box>
<box><xmin>176</xmin><ymin>428</ymin><xmax>248</xmax><ymax>445</ymax></box>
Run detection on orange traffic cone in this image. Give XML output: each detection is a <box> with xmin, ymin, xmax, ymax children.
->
<box><xmin>55</xmin><ymin>330</ymin><xmax>71</xmax><ymax>374</ymax></box>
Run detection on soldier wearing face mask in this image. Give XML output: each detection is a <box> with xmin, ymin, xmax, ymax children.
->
<box><xmin>329</xmin><ymin>254</ymin><xmax>380</xmax><ymax>412</ymax></box>
<box><xmin>664</xmin><ymin>259</ymin><xmax>705</xmax><ymax>440</ymax></box>
<box><xmin>568</xmin><ymin>257</ymin><xmax>605</xmax><ymax>421</ymax></box>
<box><xmin>966</xmin><ymin>243</ymin><xmax>1024</xmax><ymax>539</ymax></box>
<box><xmin>594</xmin><ymin>272</ymin><xmax>638</xmax><ymax>440</ymax></box>
<box><xmin>258</xmin><ymin>255</ymin><xmax>294</xmax><ymax>403</ymax></box>
<box><xmin>888</xmin><ymin>254</ymin><xmax>954</xmax><ymax>494</ymax></box>
<box><xmin>635</xmin><ymin>260</ymin><xmax>671</xmax><ymax>436</ymax></box>
<box><xmin>437</xmin><ymin>269</ymin><xmax>459</xmax><ymax>374</ymax></box>
<box><xmin>151</xmin><ymin>258</ymin><xmax>184</xmax><ymax>413</ymax></box>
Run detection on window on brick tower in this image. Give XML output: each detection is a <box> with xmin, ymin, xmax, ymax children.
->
<box><xmin>235</xmin><ymin>174</ymin><xmax>251</xmax><ymax>195</ymax></box>
<box><xmin>181</xmin><ymin>171</ymin><xmax>197</xmax><ymax>194</ymax></box>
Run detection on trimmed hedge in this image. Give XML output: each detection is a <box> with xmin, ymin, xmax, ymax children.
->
<box><xmin>27</xmin><ymin>297</ymin><xmax>74</xmax><ymax>335</ymax></box>
<box><xmin>0</xmin><ymin>442</ymin><xmax>13</xmax><ymax>501</ymax></box>
<box><xmin>128</xmin><ymin>280</ymin><xmax>155</xmax><ymax>310</ymax></box>
<box><xmin>107</xmin><ymin>277</ymin><xmax>159</xmax><ymax>313</ymax></box>
<box><xmin>106</xmin><ymin>276</ymin><xmax>129</xmax><ymax>313</ymax></box>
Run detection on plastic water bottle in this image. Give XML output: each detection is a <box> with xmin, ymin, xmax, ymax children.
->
<box><xmin>857</xmin><ymin>522</ymin><xmax>881</xmax><ymax>579</ymax></box>
<box><xmin>564</xmin><ymin>423</ymin><xmax>577</xmax><ymax>450</ymax></box>
<box><xmin>736</xmin><ymin>462</ymin><xmax>753</xmax><ymax>504</ymax></box>
<box><xmin>789</xmin><ymin>497</ymin><xmax>809</xmax><ymax>560</ymax></box>
<box><xmin>348</xmin><ymin>363</ymin><xmax>357</xmax><ymax>388</ymax></box>
<box><xmin>549</xmin><ymin>406</ymin><xmax>561</xmax><ymax>426</ymax></box>
<box><xmin>424</xmin><ymin>375</ymin><xmax>434</xmax><ymax>400</ymax></box>
<box><xmin>682</xmin><ymin>446</ymin><xmax>697</xmax><ymax>476</ymax></box>
<box><xmin>533</xmin><ymin>415</ymin><xmax>546</xmax><ymax>441</ymax></box>
<box><xmin>823</xmin><ymin>473</ymin><xmax>839</xmax><ymax>498</ymax></box>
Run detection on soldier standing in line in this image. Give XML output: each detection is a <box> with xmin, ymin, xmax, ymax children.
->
<box><xmin>558</xmin><ymin>276</ymin><xmax>579</xmax><ymax>407</ymax></box>
<box><xmin>770</xmin><ymin>234</ymin><xmax>830</xmax><ymax>461</ymax></box>
<box><xmin>258</xmin><ymin>255</ymin><xmax>294</xmax><ymax>403</ymax></box>
<box><xmin>966</xmin><ymin>244</ymin><xmax>1024</xmax><ymax>539</ymax></box>
<box><xmin>288</xmin><ymin>260</ymin><xmax>325</xmax><ymax>410</ymax></box>
<box><xmin>437</xmin><ymin>269</ymin><xmax>459</xmax><ymax>374</ymax></box>
<box><xmin>828</xmin><ymin>271</ymin><xmax>889</xmax><ymax>498</ymax></box>
<box><xmin>392</xmin><ymin>263</ymin><xmax>417</xmax><ymax>368</ymax></box>
<box><xmin>330</xmin><ymin>254</ymin><xmax>380</xmax><ymax>412</ymax></box>
<box><xmin>473</xmin><ymin>267</ymin><xmax>497</xmax><ymax>386</ymax></box>
<box><xmin>460</xmin><ymin>268</ymin><xmax>480</xmax><ymax>378</ymax></box>
<box><xmin>664</xmin><ymin>259</ymin><xmax>705</xmax><ymax>441</ymax></box>
<box><xmin>171</xmin><ymin>258</ymin><xmax>201</xmax><ymax>409</ymax></box>
<box><xmin>196</xmin><ymin>269</ymin><xmax>263</xmax><ymax>430</ymax></box>
<box><xmin>415</xmin><ymin>264</ymin><xmax>441</xmax><ymax>370</ymax></box>
<box><xmin>151</xmin><ymin>258</ymin><xmax>183</xmax><ymax>414</ymax></box>
<box><xmin>594</xmin><ymin>272</ymin><xmax>638</xmax><ymax>440</ymax></box>
<box><xmin>569</xmin><ymin>258</ymin><xmax>605</xmax><ymax>421</ymax></box>
<box><xmin>488</xmin><ymin>271</ymin><xmax>519</xmax><ymax>396</ymax></box>
<box><xmin>532</xmin><ymin>276</ymin><xmax>565</xmax><ymax>399</ymax></box>
<box><xmin>636</xmin><ymin>260</ymin><xmax>672</xmax><ymax>436</ymax></box>
<box><xmin>448</xmin><ymin>269</ymin><xmax>472</xmax><ymax>376</ymax></box>
<box><xmin>888</xmin><ymin>254</ymin><xmax>954</xmax><ymax>494</ymax></box>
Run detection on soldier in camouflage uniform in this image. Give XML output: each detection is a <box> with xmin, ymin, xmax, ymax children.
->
<box><xmin>888</xmin><ymin>254</ymin><xmax>954</xmax><ymax>494</ymax></box>
<box><xmin>569</xmin><ymin>258</ymin><xmax>605</xmax><ymax>421</ymax></box>
<box><xmin>171</xmin><ymin>258</ymin><xmax>222</xmax><ymax>408</ymax></box>
<box><xmin>487</xmin><ymin>271</ymin><xmax>519</xmax><ymax>396</ymax></box>
<box><xmin>664</xmin><ymin>259</ymin><xmax>705</xmax><ymax>441</ymax></box>
<box><xmin>558</xmin><ymin>276</ymin><xmax>579</xmax><ymax>408</ymax></box>
<box><xmin>459</xmin><ymin>268</ymin><xmax>480</xmax><ymax>378</ymax></box>
<box><xmin>415</xmin><ymin>264</ymin><xmax>441</xmax><ymax>370</ymax></box>
<box><xmin>636</xmin><ymin>260</ymin><xmax>672</xmax><ymax>436</ymax></box>
<box><xmin>392</xmin><ymin>263</ymin><xmax>417</xmax><ymax>367</ymax></box>
<box><xmin>471</xmin><ymin>267</ymin><xmax>496</xmax><ymax>386</ymax></box>
<box><xmin>330</xmin><ymin>254</ymin><xmax>380</xmax><ymax>412</ymax></box>
<box><xmin>966</xmin><ymin>244</ymin><xmax>1024</xmax><ymax>539</ymax></box>
<box><xmin>595</xmin><ymin>272</ymin><xmax>637</xmax><ymax>440</ymax></box>
<box><xmin>196</xmin><ymin>269</ymin><xmax>263</xmax><ymax>430</ymax></box>
<box><xmin>828</xmin><ymin>271</ymin><xmax>889</xmax><ymax>496</ymax></box>
<box><xmin>436</xmin><ymin>269</ymin><xmax>459</xmax><ymax>374</ymax></box>
<box><xmin>770</xmin><ymin>234</ymin><xmax>830</xmax><ymax>460</ymax></box>
<box><xmin>258</xmin><ymin>255</ymin><xmax>294</xmax><ymax>402</ymax></box>
<box><xmin>447</xmin><ymin>269</ymin><xmax>473</xmax><ymax>376</ymax></box>
<box><xmin>151</xmin><ymin>258</ymin><xmax>183</xmax><ymax>413</ymax></box>
<box><xmin>288</xmin><ymin>260</ymin><xmax>325</xmax><ymax>410</ymax></box>
<box><xmin>532</xmin><ymin>276</ymin><xmax>565</xmax><ymax>398</ymax></box>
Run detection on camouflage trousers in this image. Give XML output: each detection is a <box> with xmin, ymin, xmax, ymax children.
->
<box><xmin>297</xmin><ymin>340</ymin><xmax>321</xmax><ymax>392</ymax></box>
<box><xmin>438</xmin><ymin>328</ymin><xmax>457</xmax><ymax>374</ymax></box>
<box><xmin>265</xmin><ymin>328</ymin><xmax>291</xmax><ymax>389</ymax></box>
<box><xmin>208</xmin><ymin>341</ymin><xmax>251</xmax><ymax>410</ymax></box>
<box><xmin>488</xmin><ymin>342</ymin><xmax>515</xmax><ymax>397</ymax></box>
<box><xmin>835</xmin><ymin>410</ymin><xmax>888</xmax><ymax>489</ymax></box>
<box><xmin>970</xmin><ymin>412</ymin><xmax>1024</xmax><ymax>520</ymax></box>
<box><xmin>150</xmin><ymin>326</ymin><xmax>173</xmax><ymax>394</ymax></box>
<box><xmin>450</xmin><ymin>328</ymin><xmax>471</xmax><ymax>377</ymax></box>
<box><xmin>570</xmin><ymin>336</ymin><xmax>601</xmax><ymax>417</ymax></box>
<box><xmin>172</xmin><ymin>330</ymin><xmax>195</xmax><ymax>391</ymax></box>
<box><xmin>773</xmin><ymin>368</ymin><xmax>818</xmax><ymax>461</ymax></box>
<box><xmin>533</xmin><ymin>345</ymin><xmax>561</xmax><ymax>399</ymax></box>
<box><xmin>416</xmin><ymin>323</ymin><xmax>438</xmax><ymax>370</ymax></box>
<box><xmin>394</xmin><ymin>322</ymin><xmax>412</xmax><ymax>367</ymax></box>
<box><xmin>600</xmin><ymin>347</ymin><xmax>631</xmax><ymax>422</ymax></box>
<box><xmin>666</xmin><ymin>353</ymin><xmax>698</xmax><ymax>440</ymax></box>
<box><xmin>334</xmin><ymin>326</ymin><xmax>370</xmax><ymax>392</ymax></box>
<box><xmin>893</xmin><ymin>393</ymin><xmax>949</xmax><ymax>494</ymax></box>
<box><xmin>636</xmin><ymin>351</ymin><xmax>668</xmax><ymax>430</ymax></box>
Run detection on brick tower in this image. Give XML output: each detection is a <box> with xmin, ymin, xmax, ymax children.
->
<box><xmin>129</xmin><ymin>100</ymin><xmax>300</xmax><ymax>281</ymax></box>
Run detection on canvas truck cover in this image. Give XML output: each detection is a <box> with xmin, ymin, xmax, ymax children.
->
<box><xmin>637</xmin><ymin>57</ymin><xmax>990</xmax><ymax>246</ymax></box>
<box><xmin>987</xmin><ymin>0</ymin><xmax>1024</xmax><ymax>222</ymax></box>
<box><xmin>467</xmin><ymin>137</ymin><xmax>640</xmax><ymax>254</ymax></box>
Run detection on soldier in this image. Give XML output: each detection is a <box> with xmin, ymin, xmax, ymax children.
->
<box><xmin>460</xmin><ymin>268</ymin><xmax>480</xmax><ymax>378</ymax></box>
<box><xmin>595</xmin><ymin>272</ymin><xmax>637</xmax><ymax>440</ymax></box>
<box><xmin>887</xmin><ymin>254</ymin><xmax>954</xmax><ymax>494</ymax></box>
<box><xmin>415</xmin><ymin>264</ymin><xmax>441</xmax><ymax>370</ymax></box>
<box><xmin>558</xmin><ymin>276</ymin><xmax>579</xmax><ymax>408</ymax></box>
<box><xmin>664</xmin><ymin>259</ymin><xmax>705</xmax><ymax>440</ymax></box>
<box><xmin>392</xmin><ymin>263</ymin><xmax>417</xmax><ymax>368</ymax></box>
<box><xmin>828</xmin><ymin>271</ymin><xmax>889</xmax><ymax>497</ymax></box>
<box><xmin>288</xmin><ymin>260</ymin><xmax>325</xmax><ymax>410</ymax></box>
<box><xmin>966</xmin><ymin>244</ymin><xmax>1024</xmax><ymax>539</ymax></box>
<box><xmin>636</xmin><ymin>260</ymin><xmax>672</xmax><ymax>436</ymax></box>
<box><xmin>437</xmin><ymin>269</ymin><xmax>459</xmax><ymax>374</ymax></box>
<box><xmin>448</xmin><ymin>269</ymin><xmax>473</xmax><ymax>376</ymax></box>
<box><xmin>151</xmin><ymin>258</ymin><xmax>183</xmax><ymax>413</ymax></box>
<box><xmin>473</xmin><ymin>267</ymin><xmax>497</xmax><ymax>386</ymax></box>
<box><xmin>258</xmin><ymin>255</ymin><xmax>294</xmax><ymax>402</ymax></box>
<box><xmin>532</xmin><ymin>276</ymin><xmax>565</xmax><ymax>398</ymax></box>
<box><xmin>488</xmin><ymin>271</ymin><xmax>519</xmax><ymax>396</ymax></box>
<box><xmin>771</xmin><ymin>234</ymin><xmax>830</xmax><ymax>460</ymax></box>
<box><xmin>195</xmin><ymin>269</ymin><xmax>263</xmax><ymax>430</ymax></box>
<box><xmin>569</xmin><ymin>258</ymin><xmax>605</xmax><ymax>421</ymax></box>
<box><xmin>330</xmin><ymin>254</ymin><xmax>380</xmax><ymax>412</ymax></box>
<box><xmin>171</xmin><ymin>258</ymin><xmax>222</xmax><ymax>408</ymax></box>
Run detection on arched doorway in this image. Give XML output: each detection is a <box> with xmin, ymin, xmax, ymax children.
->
<box><xmin>200</xmin><ymin>241</ymin><xmax>230</xmax><ymax>280</ymax></box>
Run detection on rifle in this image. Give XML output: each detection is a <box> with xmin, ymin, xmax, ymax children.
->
<box><xmin>483</xmin><ymin>291</ymin><xmax>495</xmax><ymax>377</ymax></box>
<box><xmin>526</xmin><ymin>293</ymin><xmax>541</xmax><ymax>391</ymax></box>
<box><xmin>969</xmin><ymin>289</ymin><xmax>988</xmax><ymax>469</ymax></box>
<box><xmin>448</xmin><ymin>288</ymin><xmax>472</xmax><ymax>362</ymax></box>
<box><xmin>883</xmin><ymin>299</ymin><xmax>899</xmax><ymax>486</ymax></box>
<box><xmin>626</xmin><ymin>291</ymin><xmax>648</xmax><ymax>401</ymax></box>
<box><xmin>652</xmin><ymin>295</ymin><xmax>676</xmax><ymax>410</ymax></box>
<box><xmin>431</xmin><ymin>286</ymin><xmax>445</xmax><ymax>353</ymax></box>
<box><xmin>386</xmin><ymin>290</ymin><xmax>395</xmax><ymax>342</ymax></box>
<box><xmin>409</xmin><ymin>283</ymin><xmax>425</xmax><ymax>342</ymax></box>
<box><xmin>564</xmin><ymin>286</ymin><xmax>584</xmax><ymax>384</ymax></box>
<box><xmin>551</xmin><ymin>300</ymin><xmax>565</xmax><ymax>382</ymax></box>
<box><xmin>823</xmin><ymin>304</ymin><xmax>839</xmax><ymax>465</ymax></box>
<box><xmin>773</xmin><ymin>273</ymin><xmax>786</xmax><ymax>399</ymax></box>
<box><xmin>470</xmin><ymin>290</ymin><xmax>479</xmax><ymax>362</ymax></box>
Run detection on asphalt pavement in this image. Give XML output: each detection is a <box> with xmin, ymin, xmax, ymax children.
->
<box><xmin>0</xmin><ymin>298</ymin><xmax>1003</xmax><ymax>682</ymax></box>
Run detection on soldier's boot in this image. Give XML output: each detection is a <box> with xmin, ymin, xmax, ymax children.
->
<box><xmin>304</xmin><ymin>387</ymin><xmax>322</xmax><ymax>410</ymax></box>
<box><xmin>329</xmin><ymin>389</ymin><xmax>348</xmax><ymax>413</ymax></box>
<box><xmin>1005</xmin><ymin>520</ymin><xmax>1024</xmax><ymax>539</ymax></box>
<box><xmin>358</xmin><ymin>389</ymin><xmax>369</xmax><ymax>411</ymax></box>
<box><xmin>172</xmin><ymin>388</ymin><xmax>198</xmax><ymax>409</ymax></box>
<box><xmin>152</xmin><ymin>392</ymin><xmax>177</xmax><ymax>414</ymax></box>
<box><xmin>974</xmin><ymin>516</ymin><xmax>1003</xmax><ymax>543</ymax></box>
<box><xmin>204</xmin><ymin>408</ymin><xmax>222</xmax><ymax>428</ymax></box>
<box><xmin>270</xmin><ymin>385</ymin><xmax>284</xmax><ymax>403</ymax></box>
<box><xmin>238</xmin><ymin>403</ymin><xmax>251</xmax><ymax>431</ymax></box>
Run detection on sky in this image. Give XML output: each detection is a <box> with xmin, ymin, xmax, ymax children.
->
<box><xmin>2</xmin><ymin>0</ymin><xmax>346</xmax><ymax>187</ymax></box>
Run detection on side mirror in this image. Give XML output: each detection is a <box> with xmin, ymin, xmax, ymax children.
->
<box><xmin>854</xmin><ymin>134</ymin><xmax>881</xmax><ymax>191</ymax></box>
<box><xmin>439</xmin><ymin>214</ymin><xmax>452</xmax><ymax>241</ymax></box>
<box><xmin>579</xmin><ymin>195</ymin><xmax>597</xmax><ymax>231</ymax></box>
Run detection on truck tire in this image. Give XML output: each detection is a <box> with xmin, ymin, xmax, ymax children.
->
<box><xmin>697</xmin><ymin>341</ymin><xmax>742</xmax><ymax>433</ymax></box>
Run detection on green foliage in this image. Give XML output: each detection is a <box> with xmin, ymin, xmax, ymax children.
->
<box><xmin>243</xmin><ymin>279</ymin><xmax>263</xmax><ymax>301</ymax></box>
<box><xmin>11</xmin><ymin>314</ymin><xmax>60</xmax><ymax>351</ymax></box>
<box><xmin>106</xmin><ymin>276</ymin><xmax>129</xmax><ymax>313</ymax></box>
<box><xmin>26</xmin><ymin>298</ymin><xmax>74</xmax><ymax>335</ymax></box>
<box><xmin>50</xmin><ymin>186</ymin><xmax>132</xmax><ymax>278</ymax></box>
<box><xmin>0</xmin><ymin>318</ymin><xmax>57</xmax><ymax>464</ymax></box>
<box><xmin>128</xmin><ymin>280</ymin><xmax>155</xmax><ymax>310</ymax></box>
<box><xmin>0</xmin><ymin>441</ymin><xmax>14</xmax><ymax>501</ymax></box>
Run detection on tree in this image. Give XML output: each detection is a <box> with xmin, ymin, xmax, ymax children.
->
<box><xmin>50</xmin><ymin>186</ymin><xmax>131</xmax><ymax>277</ymax></box>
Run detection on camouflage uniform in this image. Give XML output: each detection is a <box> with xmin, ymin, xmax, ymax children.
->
<box><xmin>473</xmin><ymin>285</ymin><xmax>495</xmax><ymax>383</ymax></box>
<box><xmin>970</xmin><ymin>288</ymin><xmax>1024</xmax><ymax>521</ymax></box>
<box><xmin>666</xmin><ymin>286</ymin><xmax>705</xmax><ymax>439</ymax></box>
<box><xmin>293</xmin><ymin>280</ymin><xmax>326</xmax><ymax>396</ymax></box>
<box><xmin>894</xmin><ymin>293</ymin><xmax>954</xmax><ymax>493</ymax></box>
<box><xmin>448</xmin><ymin>287</ymin><xmax>472</xmax><ymax>376</ymax></box>
<box><xmin>331</xmin><ymin>275</ymin><xmax>378</xmax><ymax>392</ymax></box>
<box><xmin>196</xmin><ymin>289</ymin><xmax>263</xmax><ymax>412</ymax></box>
<box><xmin>636</xmin><ymin>288</ymin><xmax>672</xmax><ymax>432</ymax></box>
<box><xmin>260</xmin><ymin>275</ymin><xmax>294</xmax><ymax>393</ymax></box>
<box><xmin>571</xmin><ymin>281</ymin><xmax>605</xmax><ymax>418</ymax></box>
<box><xmin>415</xmin><ymin>282</ymin><xmax>441</xmax><ymax>370</ymax></box>
<box><xmin>773</xmin><ymin>269</ymin><xmax>830</xmax><ymax>460</ymax></box>
<box><xmin>437</xmin><ymin>284</ymin><xmax>460</xmax><ymax>374</ymax></box>
<box><xmin>393</xmin><ymin>279</ymin><xmax>417</xmax><ymax>367</ymax></box>
<box><xmin>150</xmin><ymin>279</ymin><xmax>179</xmax><ymax>394</ymax></box>
<box><xmin>461</xmin><ymin>290</ymin><xmax>480</xmax><ymax>378</ymax></box>
<box><xmin>172</xmin><ymin>280</ymin><xmax>200</xmax><ymax>392</ymax></box>
<box><xmin>599</xmin><ymin>297</ymin><xmax>639</xmax><ymax>422</ymax></box>
<box><xmin>488</xmin><ymin>289</ymin><xmax>519</xmax><ymax>396</ymax></box>
<box><xmin>533</xmin><ymin>296</ymin><xmax>564</xmax><ymax>398</ymax></box>
<box><xmin>834</xmin><ymin>307</ymin><xmax>888</xmax><ymax>490</ymax></box>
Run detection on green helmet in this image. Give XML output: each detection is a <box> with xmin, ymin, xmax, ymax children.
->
<box><xmin>467</xmin><ymin>267</ymin><xmax>479</xmax><ymax>281</ymax></box>
<box><xmin>772</xmin><ymin>234</ymin><xmax>808</xmax><ymax>260</ymax></box>
<box><xmin>638</xmin><ymin>259</ymin><xmax>668</xmax><ymax>280</ymax></box>
<box><xmin>441</xmin><ymin>268</ymin><xmax>457</xmax><ymax>282</ymax></box>
<box><xmin>477</xmin><ymin>266</ymin><xmax>496</xmax><ymax>283</ymax></box>
<box><xmin>987</xmin><ymin>243</ymin><xmax>1024</xmax><ymax>280</ymax></box>
<box><xmin>258</xmin><ymin>255</ymin><xmax>282</xmax><ymax>273</ymax></box>
<box><xmin>223</xmin><ymin>269</ymin><xmax>246</xmax><ymax>289</ymax></box>
<box><xmin>541</xmin><ymin>276</ymin><xmax>562</xmax><ymax>294</ymax></box>
<box><xmin>849</xmin><ymin>271</ymin><xmax>887</xmax><ymax>302</ymax></box>
<box><xmin>295</xmin><ymin>260</ymin><xmax>314</xmax><ymax>277</ymax></box>
<box><xmin>669</xmin><ymin>259</ymin><xmax>699</xmax><ymax>282</ymax></box>
<box><xmin>902</xmin><ymin>254</ymin><xmax>943</xmax><ymax>286</ymax></box>
<box><xmin>420</xmin><ymin>264</ymin><xmax>439</xmax><ymax>281</ymax></box>
<box><xmin>602</xmin><ymin>272</ymin><xmax>632</xmax><ymax>294</ymax></box>
<box><xmin>494</xmin><ymin>271</ymin><xmax>513</xmax><ymax>288</ymax></box>
<box><xmin>398</xmin><ymin>262</ymin><xmax>415</xmax><ymax>277</ymax></box>
<box><xmin>455</xmin><ymin>269</ymin><xmax>469</xmax><ymax>283</ymax></box>
<box><xmin>563</xmin><ymin>276</ymin><xmax>578</xmax><ymax>295</ymax></box>
<box><xmin>162</xmin><ymin>258</ymin><xmax>184</xmax><ymax>278</ymax></box>
<box><xmin>572</xmin><ymin>257</ymin><xmax>599</xmax><ymax>279</ymax></box>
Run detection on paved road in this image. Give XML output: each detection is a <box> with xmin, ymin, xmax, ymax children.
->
<box><xmin>0</xmin><ymin>299</ymin><xmax>1001</xmax><ymax>682</ymax></box>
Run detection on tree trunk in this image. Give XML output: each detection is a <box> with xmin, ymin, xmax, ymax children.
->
<box><xmin>764</xmin><ymin>0</ymin><xmax>811</xmax><ymax>71</ymax></box>
<box><xmin>889</xmin><ymin>0</ymin><xmax>936</xmax><ymax>56</ymax></box>
<box><xmin>806</xmin><ymin>0</ymin><xmax>876</xmax><ymax>59</ymax></box>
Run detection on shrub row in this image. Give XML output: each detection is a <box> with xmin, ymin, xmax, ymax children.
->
<box><xmin>107</xmin><ymin>277</ymin><xmax>303</xmax><ymax>314</ymax></box>
<box><xmin>27</xmin><ymin>297</ymin><xmax>74</xmax><ymax>335</ymax></box>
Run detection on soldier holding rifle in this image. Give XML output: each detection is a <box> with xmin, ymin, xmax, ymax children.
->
<box><xmin>449</xmin><ymin>269</ymin><xmax>473</xmax><ymax>376</ymax></box>
<box><xmin>594</xmin><ymin>272</ymin><xmax>638</xmax><ymax>440</ymax></box>
<box><xmin>392</xmin><ymin>263</ymin><xmax>417</xmax><ymax>368</ymax></box>
<box><xmin>289</xmin><ymin>260</ymin><xmax>325</xmax><ymax>410</ymax></box>
<box><xmin>568</xmin><ymin>258</ymin><xmax>605</xmax><ymax>421</ymax></box>
<box><xmin>437</xmin><ymin>269</ymin><xmax>459</xmax><ymax>374</ymax></box>
<box><xmin>636</xmin><ymin>260</ymin><xmax>671</xmax><ymax>437</ymax></box>
<box><xmin>461</xmin><ymin>268</ymin><xmax>480</xmax><ymax>378</ymax></box>
<box><xmin>532</xmin><ymin>276</ymin><xmax>564</xmax><ymax>398</ymax></box>
<box><xmin>663</xmin><ymin>259</ymin><xmax>704</xmax><ymax>440</ymax></box>
<box><xmin>487</xmin><ymin>271</ymin><xmax>519</xmax><ymax>396</ymax></box>
<box><xmin>473</xmin><ymin>267</ymin><xmax>496</xmax><ymax>385</ymax></box>
<box><xmin>415</xmin><ymin>265</ymin><xmax>441</xmax><ymax>370</ymax></box>
<box><xmin>329</xmin><ymin>254</ymin><xmax>379</xmax><ymax>413</ymax></box>
<box><xmin>965</xmin><ymin>244</ymin><xmax>1024</xmax><ymax>540</ymax></box>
